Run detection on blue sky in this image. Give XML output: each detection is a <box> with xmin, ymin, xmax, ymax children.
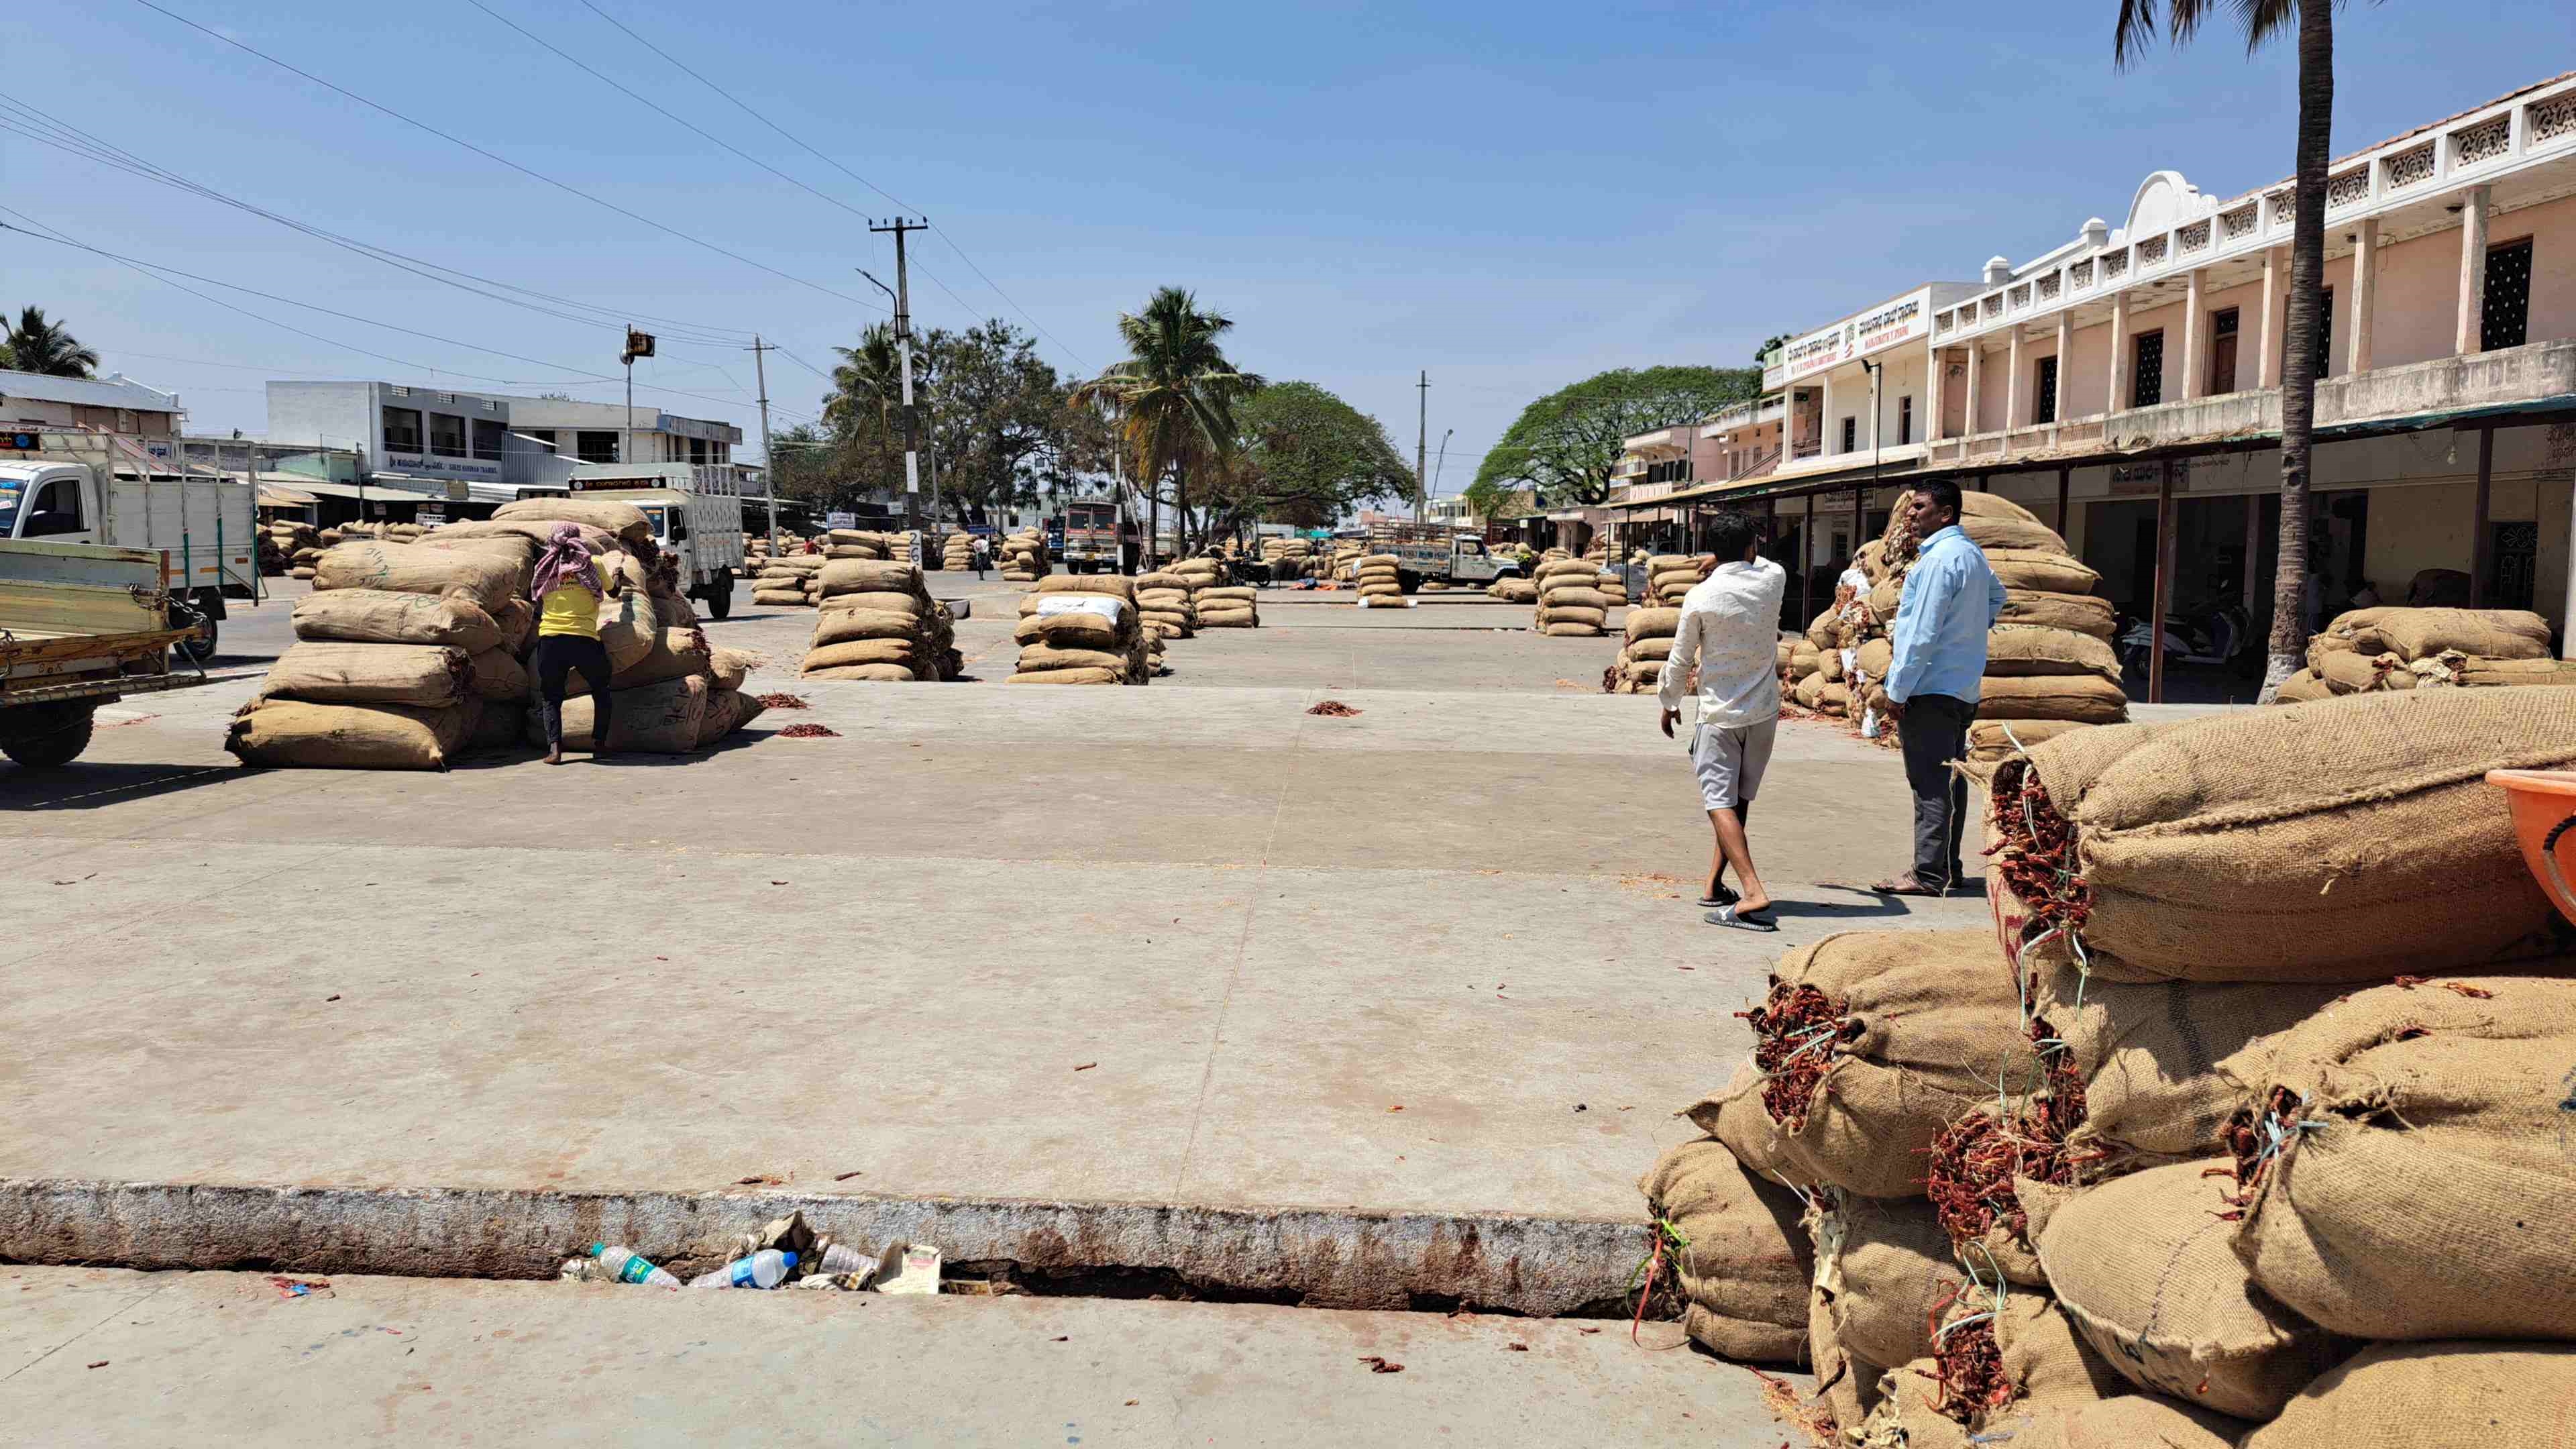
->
<box><xmin>5</xmin><ymin>0</ymin><xmax>2563</xmax><ymax>488</ymax></box>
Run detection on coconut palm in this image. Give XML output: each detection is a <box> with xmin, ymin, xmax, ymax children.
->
<box><xmin>2116</xmin><ymin>0</ymin><xmax>2332</xmax><ymax>699</ymax></box>
<box><xmin>1071</xmin><ymin>288</ymin><xmax>1264</xmax><ymax>561</ymax></box>
<box><xmin>1</xmin><ymin>306</ymin><xmax>100</xmax><ymax>378</ymax></box>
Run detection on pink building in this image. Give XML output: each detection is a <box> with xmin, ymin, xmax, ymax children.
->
<box><xmin>1629</xmin><ymin>71</ymin><xmax>2576</xmax><ymax>696</ymax></box>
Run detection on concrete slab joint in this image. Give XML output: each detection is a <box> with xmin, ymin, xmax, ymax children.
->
<box><xmin>0</xmin><ymin>1178</ymin><xmax>1649</xmax><ymax>1318</ymax></box>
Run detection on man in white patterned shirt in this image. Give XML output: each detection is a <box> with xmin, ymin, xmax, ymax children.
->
<box><xmin>1657</xmin><ymin>509</ymin><xmax>1788</xmax><ymax>931</ymax></box>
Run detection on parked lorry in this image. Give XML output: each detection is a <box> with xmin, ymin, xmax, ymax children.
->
<box><xmin>0</xmin><ymin>429</ymin><xmax>258</xmax><ymax>661</ymax></box>
<box><xmin>1363</xmin><ymin>522</ymin><xmax>1520</xmax><ymax>592</ymax></box>
<box><xmin>563</xmin><ymin>464</ymin><xmax>745</xmax><ymax>619</ymax></box>
<box><xmin>1060</xmin><ymin>495</ymin><xmax>1138</xmax><ymax>574</ymax></box>
<box><xmin>0</xmin><ymin>539</ymin><xmax>210</xmax><ymax>767</ymax></box>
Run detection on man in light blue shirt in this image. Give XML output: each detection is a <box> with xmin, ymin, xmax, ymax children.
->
<box><xmin>1873</xmin><ymin>479</ymin><xmax>2006</xmax><ymax>896</ymax></box>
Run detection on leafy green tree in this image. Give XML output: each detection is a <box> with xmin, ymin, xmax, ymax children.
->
<box><xmin>1</xmin><ymin>306</ymin><xmax>99</xmax><ymax>378</ymax></box>
<box><xmin>925</xmin><ymin>320</ymin><xmax>1087</xmax><ymax>524</ymax></box>
<box><xmin>1071</xmin><ymin>287</ymin><xmax>1264</xmax><ymax>556</ymax></box>
<box><xmin>2116</xmin><ymin>0</ymin><xmax>2335</xmax><ymax>700</ymax></box>
<box><xmin>1199</xmin><ymin>382</ymin><xmax>1411</xmax><ymax>537</ymax></box>
<box><xmin>1468</xmin><ymin>365</ymin><xmax>1760</xmax><ymax>513</ymax></box>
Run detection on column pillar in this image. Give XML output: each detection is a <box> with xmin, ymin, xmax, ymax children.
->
<box><xmin>2470</xmin><ymin>424</ymin><xmax>2495</xmax><ymax>606</ymax></box>
<box><xmin>2257</xmin><ymin>246</ymin><xmax>2284</xmax><ymax>388</ymax></box>
<box><xmin>2054</xmin><ymin>311</ymin><xmax>2075</xmax><ymax>422</ymax></box>
<box><xmin>2151</xmin><ymin>458</ymin><xmax>2175</xmax><ymax>704</ymax></box>
<box><xmin>2004</xmin><ymin>327</ymin><xmax>2024</xmax><ymax>431</ymax></box>
<box><xmin>1925</xmin><ymin>339</ymin><xmax>1946</xmax><ymax>443</ymax></box>
<box><xmin>2455</xmin><ymin>184</ymin><xmax>2492</xmax><ymax>356</ymax></box>
<box><xmin>1964</xmin><ymin>341</ymin><xmax>1984</xmax><ymax>437</ymax></box>
<box><xmin>1820</xmin><ymin>376</ymin><xmax>1835</xmax><ymax>454</ymax></box>
<box><xmin>2349</xmin><ymin>217</ymin><xmax>2379</xmax><ymax>374</ymax></box>
<box><xmin>2108</xmin><ymin>290</ymin><xmax>2131</xmax><ymax>413</ymax></box>
<box><xmin>2182</xmin><ymin>268</ymin><xmax>2208</xmax><ymax>401</ymax></box>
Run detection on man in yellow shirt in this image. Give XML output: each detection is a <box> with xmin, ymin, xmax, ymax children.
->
<box><xmin>529</xmin><ymin>523</ymin><xmax>625</xmax><ymax>765</ymax></box>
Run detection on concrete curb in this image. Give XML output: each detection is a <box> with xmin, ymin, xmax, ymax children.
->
<box><xmin>0</xmin><ymin>1179</ymin><xmax>1648</xmax><ymax>1317</ymax></box>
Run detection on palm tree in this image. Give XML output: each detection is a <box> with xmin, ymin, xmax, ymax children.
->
<box><xmin>2116</xmin><ymin>0</ymin><xmax>2332</xmax><ymax>700</ymax></box>
<box><xmin>2</xmin><ymin>306</ymin><xmax>101</xmax><ymax>378</ymax></box>
<box><xmin>1071</xmin><ymin>288</ymin><xmax>1264</xmax><ymax>563</ymax></box>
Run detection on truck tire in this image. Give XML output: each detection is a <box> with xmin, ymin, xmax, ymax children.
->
<box><xmin>704</xmin><ymin>580</ymin><xmax>733</xmax><ymax>621</ymax></box>
<box><xmin>1398</xmin><ymin>571</ymin><xmax>1421</xmax><ymax>595</ymax></box>
<box><xmin>176</xmin><ymin>614</ymin><xmax>219</xmax><ymax>664</ymax></box>
<box><xmin>0</xmin><ymin>704</ymin><xmax>96</xmax><ymax>769</ymax></box>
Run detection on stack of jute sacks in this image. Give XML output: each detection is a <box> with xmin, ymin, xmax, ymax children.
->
<box><xmin>1000</xmin><ymin>529</ymin><xmax>1047</xmax><ymax>582</ymax></box>
<box><xmin>751</xmin><ymin>553</ymin><xmax>822</xmax><ymax>607</ymax></box>
<box><xmin>1260</xmin><ymin>537</ymin><xmax>1316</xmax><ymax>578</ymax></box>
<box><xmin>1010</xmin><ymin>574</ymin><xmax>1148</xmax><ymax>684</ymax></box>
<box><xmin>1533</xmin><ymin>557</ymin><xmax>1611</xmax><ymax>637</ymax></box>
<box><xmin>1327</xmin><ymin>539</ymin><xmax>1363</xmax><ymax>583</ymax></box>
<box><xmin>1614</xmin><ymin>605</ymin><xmax>1681</xmax><ymax>694</ymax></box>
<box><xmin>799</xmin><ymin>558</ymin><xmax>958</xmax><ymax>683</ymax></box>
<box><xmin>260</xmin><ymin>518</ymin><xmax>318</xmax><ymax>576</ymax></box>
<box><xmin>1648</xmin><ymin>554</ymin><xmax>1707</xmax><ymax>606</ymax></box>
<box><xmin>1486</xmin><ymin>576</ymin><xmax>1538</xmax><ymax>603</ymax></box>
<box><xmin>1354</xmin><ymin>553</ymin><xmax>1405</xmax><ymax>608</ymax></box>
<box><xmin>2275</xmin><ymin>606</ymin><xmax>2575</xmax><ymax>700</ymax></box>
<box><xmin>1646</xmin><ymin>686</ymin><xmax>2576</xmax><ymax>1448</ymax></box>
<box><xmin>1196</xmin><ymin>582</ymin><xmax>1258</xmax><ymax>629</ymax></box>
<box><xmin>940</xmin><ymin>532</ymin><xmax>975</xmax><ymax>572</ymax></box>
<box><xmin>1807</xmin><ymin>490</ymin><xmax>2125</xmax><ymax>753</ymax></box>
<box><xmin>1136</xmin><ymin>571</ymin><xmax>1196</xmax><ymax>644</ymax></box>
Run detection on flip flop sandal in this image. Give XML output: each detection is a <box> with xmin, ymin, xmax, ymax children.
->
<box><xmin>1870</xmin><ymin>879</ymin><xmax>1941</xmax><ymax>896</ymax></box>
<box><xmin>1705</xmin><ymin>904</ymin><xmax>1779</xmax><ymax>932</ymax></box>
<box><xmin>1698</xmin><ymin>885</ymin><xmax>1740</xmax><ymax>909</ymax></box>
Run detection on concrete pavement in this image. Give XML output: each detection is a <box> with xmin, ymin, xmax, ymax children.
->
<box><xmin>0</xmin><ymin>1266</ymin><xmax>1805</xmax><ymax>1447</ymax></box>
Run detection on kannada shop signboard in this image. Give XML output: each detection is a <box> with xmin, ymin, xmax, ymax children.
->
<box><xmin>1780</xmin><ymin>288</ymin><xmax>1933</xmax><ymax>383</ymax></box>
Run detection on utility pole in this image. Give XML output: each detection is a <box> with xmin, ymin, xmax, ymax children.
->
<box><xmin>621</xmin><ymin>325</ymin><xmax>655</xmax><ymax>468</ymax></box>
<box><xmin>1415</xmin><ymin>370</ymin><xmax>1428</xmax><ymax>523</ymax></box>
<box><xmin>869</xmin><ymin>217</ymin><xmax>929</xmax><ymax>534</ymax></box>
<box><xmin>749</xmin><ymin>336</ymin><xmax>780</xmax><ymax>556</ymax></box>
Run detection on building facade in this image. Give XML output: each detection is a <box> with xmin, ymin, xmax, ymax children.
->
<box><xmin>1616</xmin><ymin>70</ymin><xmax>2576</xmax><ymax>690</ymax></box>
<box><xmin>2</xmin><ymin>370</ymin><xmax>181</xmax><ymax>439</ymax></box>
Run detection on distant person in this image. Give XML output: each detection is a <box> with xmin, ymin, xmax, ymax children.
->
<box><xmin>1873</xmin><ymin>481</ymin><xmax>2004</xmax><ymax>896</ymax></box>
<box><xmin>1658</xmin><ymin>508</ymin><xmax>1787</xmax><ymax>932</ymax></box>
<box><xmin>971</xmin><ymin>533</ymin><xmax>991</xmax><ymax>579</ymax></box>
<box><xmin>529</xmin><ymin>523</ymin><xmax>624</xmax><ymax>766</ymax></box>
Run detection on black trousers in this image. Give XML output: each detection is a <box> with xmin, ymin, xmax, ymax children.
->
<box><xmin>1898</xmin><ymin>693</ymin><xmax>1974</xmax><ymax>890</ymax></box>
<box><xmin>533</xmin><ymin>634</ymin><xmax>614</xmax><ymax>753</ymax></box>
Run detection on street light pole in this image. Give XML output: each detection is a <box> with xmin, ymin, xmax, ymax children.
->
<box><xmin>750</xmin><ymin>336</ymin><xmax>780</xmax><ymax>556</ymax></box>
<box><xmin>867</xmin><ymin>218</ymin><xmax>928</xmax><ymax>536</ymax></box>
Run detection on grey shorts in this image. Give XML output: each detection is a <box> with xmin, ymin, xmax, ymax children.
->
<box><xmin>1690</xmin><ymin>719</ymin><xmax>1776</xmax><ymax>813</ymax></box>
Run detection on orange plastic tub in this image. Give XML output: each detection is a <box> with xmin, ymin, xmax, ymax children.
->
<box><xmin>2487</xmin><ymin>769</ymin><xmax>2576</xmax><ymax>927</ymax></box>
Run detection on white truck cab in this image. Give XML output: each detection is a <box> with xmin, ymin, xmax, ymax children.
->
<box><xmin>557</xmin><ymin>464</ymin><xmax>745</xmax><ymax>619</ymax></box>
<box><xmin>0</xmin><ymin>430</ymin><xmax>258</xmax><ymax>660</ymax></box>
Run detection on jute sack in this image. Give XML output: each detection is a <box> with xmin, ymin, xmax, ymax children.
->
<box><xmin>1984</xmin><ymin>626</ymin><xmax>2121</xmax><ymax>683</ymax></box>
<box><xmin>1723</xmin><ymin>930</ymin><xmax>2041</xmax><ymax>1198</ymax></box>
<box><xmin>594</xmin><ymin>589</ymin><xmax>659</xmax><ymax>674</ymax></box>
<box><xmin>1004</xmin><ymin>666</ymin><xmax>1123</xmax><ymax>685</ymax></box>
<box><xmin>541</xmin><ymin>674</ymin><xmax>707</xmax><ymax>753</ymax></box>
<box><xmin>1809</xmin><ymin>1286</ymin><xmax>1876</xmax><ymax>1440</ymax></box>
<box><xmin>1540</xmin><ymin>605</ymin><xmax>1607</xmax><ymax>628</ymax></box>
<box><xmin>1629</xmin><ymin>637</ymin><xmax>1675</xmax><ymax>662</ymax></box>
<box><xmin>1817</xmin><ymin>649</ymin><xmax>1845</xmax><ymax>682</ymax></box>
<box><xmin>1035</xmin><ymin>573</ymin><xmax>1136</xmax><ymax>602</ymax></box>
<box><xmin>2021</xmin><ymin>959</ymin><xmax>2347</xmax><ymax>1181</ymax></box>
<box><xmin>752</xmin><ymin>588</ymin><xmax>810</xmax><ymax>607</ymax></box>
<box><xmin>2453</xmin><ymin>655</ymin><xmax>2576</xmax><ymax>688</ymax></box>
<box><xmin>1635</xmin><ymin>1138</ymin><xmax>1813</xmax><ymax>1363</ymax></box>
<box><xmin>1792</xmin><ymin>672</ymin><xmax>1827</xmax><ymax>709</ymax></box>
<box><xmin>468</xmin><ymin>647</ymin><xmax>528</xmax><ymax>702</ymax></box>
<box><xmin>1805</xmin><ymin>1191</ymin><xmax>1952</xmax><ymax>1375</ymax></box>
<box><xmin>1966</xmin><ymin>718</ymin><xmax>2087</xmax><ymax>763</ymax></box>
<box><xmin>2317</xmin><ymin>648</ymin><xmax>2413</xmax><ymax>693</ymax></box>
<box><xmin>1858</xmin><ymin>1357</ymin><xmax>1973</xmax><ymax>1449</ymax></box>
<box><xmin>805</xmin><ymin>663</ymin><xmax>915</xmax><ymax>682</ymax></box>
<box><xmin>603</xmin><ymin>626</ymin><xmax>710</xmax><ymax>692</ymax></box>
<box><xmin>313</xmin><ymin>541</ymin><xmax>519</xmax><ymax>615</ymax></box>
<box><xmin>2324</xmin><ymin>605</ymin><xmax>2552</xmax><ymax>661</ymax></box>
<box><xmin>1197</xmin><ymin>607</ymin><xmax>1256</xmax><ymax>627</ymax></box>
<box><xmin>2218</xmin><ymin>974</ymin><xmax>2576</xmax><ymax>1342</ymax></box>
<box><xmin>694</xmin><ymin>688</ymin><xmax>764</xmax><ymax>747</ymax></box>
<box><xmin>493</xmin><ymin>496</ymin><xmax>651</xmax><ymax>549</ymax></box>
<box><xmin>2040</xmin><ymin>1162</ymin><xmax>2356</xmax><ymax>1419</ymax></box>
<box><xmin>1957</xmin><ymin>515</ymin><xmax>2071</xmax><ymax>555</ymax></box>
<box><xmin>804</xmin><ymin>639</ymin><xmax>920</xmax><ymax>671</ymax></box>
<box><xmin>1964</xmin><ymin>1291</ymin><xmax>2133</xmax><ymax>1422</ymax></box>
<box><xmin>1998</xmin><ymin>591</ymin><xmax>2113</xmax><ymax>639</ymax></box>
<box><xmin>1974</xmin><ymin>674</ymin><xmax>2127</xmax><ymax>723</ymax></box>
<box><xmin>708</xmin><ymin>649</ymin><xmax>751</xmax><ymax>692</ymax></box>
<box><xmin>227</xmin><ymin>697</ymin><xmax>477</xmax><ymax>771</ymax></box>
<box><xmin>412</xmin><ymin>533</ymin><xmax>541</xmax><ymax>592</ymax></box>
<box><xmin>819</xmin><ymin>559</ymin><xmax>925</xmax><ymax>596</ymax></box>
<box><xmin>1543</xmin><ymin>586</ymin><xmax>1612</xmax><ymax>611</ymax></box>
<box><xmin>821</xmin><ymin>590</ymin><xmax>924</xmax><ymax>617</ymax></box>
<box><xmin>1856</xmin><ymin>637</ymin><xmax>1891</xmax><ymax>679</ymax></box>
<box><xmin>2271</xmin><ymin>668</ymin><xmax>2334</xmax><ymax>702</ymax></box>
<box><xmin>814</xmin><ymin>608</ymin><xmax>922</xmax><ymax>646</ymax></box>
<box><xmin>2239</xmin><ymin>1340</ymin><xmax>2576</xmax><ymax>1449</ymax></box>
<box><xmin>1199</xmin><ymin>586</ymin><xmax>1257</xmax><ymax>603</ymax></box>
<box><xmin>1541</xmin><ymin>621</ymin><xmax>1600</xmax><ymax>637</ymax></box>
<box><xmin>1992</xmin><ymin>690</ymin><xmax>2576</xmax><ymax>981</ymax></box>
<box><xmin>1016</xmin><ymin>644</ymin><xmax>1130</xmax><ymax>672</ymax></box>
<box><xmin>431</xmin><ymin>518</ymin><xmax>615</xmax><ymax>555</ymax></box>
<box><xmin>1015</xmin><ymin>613</ymin><xmax>1126</xmax><ymax>649</ymax></box>
<box><xmin>1986</xmin><ymin>549</ymin><xmax>2102</xmax><ymax>595</ymax></box>
<box><xmin>464</xmin><ymin>696</ymin><xmax>523</xmax><ymax>754</ymax></box>
<box><xmin>1996</xmin><ymin>1396</ymin><xmax>2238</xmax><ymax>1449</ymax></box>
<box><xmin>262</xmin><ymin>642</ymin><xmax>470</xmax><ymax>708</ymax></box>
<box><xmin>292</xmin><ymin>590</ymin><xmax>502</xmax><ymax>652</ymax></box>
<box><xmin>1534</xmin><ymin>559</ymin><xmax>1597</xmax><ymax>583</ymax></box>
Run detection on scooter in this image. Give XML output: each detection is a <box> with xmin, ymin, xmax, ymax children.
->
<box><xmin>2118</xmin><ymin>602</ymin><xmax>2249</xmax><ymax>680</ymax></box>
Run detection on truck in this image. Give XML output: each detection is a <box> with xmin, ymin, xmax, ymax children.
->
<box><xmin>1362</xmin><ymin>521</ymin><xmax>1521</xmax><ymax>592</ymax></box>
<box><xmin>562</xmin><ymin>464</ymin><xmax>746</xmax><ymax>620</ymax></box>
<box><xmin>0</xmin><ymin>539</ymin><xmax>211</xmax><ymax>767</ymax></box>
<box><xmin>1060</xmin><ymin>495</ymin><xmax>1138</xmax><ymax>574</ymax></box>
<box><xmin>0</xmin><ymin>428</ymin><xmax>258</xmax><ymax>661</ymax></box>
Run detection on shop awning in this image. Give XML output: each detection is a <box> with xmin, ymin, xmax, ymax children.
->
<box><xmin>256</xmin><ymin>485</ymin><xmax>317</xmax><ymax>507</ymax></box>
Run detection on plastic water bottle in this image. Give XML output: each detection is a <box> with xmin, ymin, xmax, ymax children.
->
<box><xmin>588</xmin><ymin>1242</ymin><xmax>682</xmax><ymax>1289</ymax></box>
<box><xmin>690</xmin><ymin>1248</ymin><xmax>799</xmax><ymax>1289</ymax></box>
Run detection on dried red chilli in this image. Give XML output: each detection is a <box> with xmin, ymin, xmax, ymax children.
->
<box><xmin>1924</xmin><ymin>1019</ymin><xmax>2090</xmax><ymax>1245</ymax></box>
<box><xmin>1737</xmin><ymin>983</ymin><xmax>1863</xmax><ymax>1130</ymax></box>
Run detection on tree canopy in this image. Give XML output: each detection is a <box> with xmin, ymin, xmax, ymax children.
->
<box><xmin>1466</xmin><ymin>366</ymin><xmax>1761</xmax><ymax>518</ymax></box>
<box><xmin>1</xmin><ymin>307</ymin><xmax>99</xmax><ymax>378</ymax></box>
<box><xmin>1201</xmin><ymin>381</ymin><xmax>1411</xmax><ymax>534</ymax></box>
<box><xmin>1072</xmin><ymin>286</ymin><xmax>1263</xmax><ymax>554</ymax></box>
